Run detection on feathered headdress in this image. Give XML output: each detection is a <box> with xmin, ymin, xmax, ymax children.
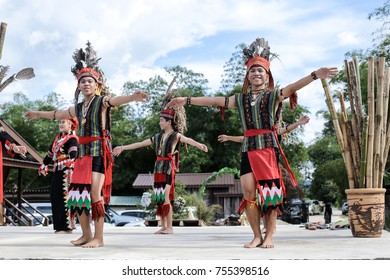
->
<box><xmin>242</xmin><ymin>37</ymin><xmax>297</xmax><ymax>109</ymax></box>
<box><xmin>242</xmin><ymin>37</ymin><xmax>276</xmax><ymax>92</ymax></box>
<box><xmin>160</xmin><ymin>77</ymin><xmax>187</xmax><ymax>134</ymax></box>
<box><xmin>71</xmin><ymin>41</ymin><xmax>110</xmax><ymax>103</ymax></box>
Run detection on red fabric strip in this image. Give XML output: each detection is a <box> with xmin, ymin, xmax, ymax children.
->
<box><xmin>156</xmin><ymin>154</ymin><xmax>176</xmax><ymax>201</ymax></box>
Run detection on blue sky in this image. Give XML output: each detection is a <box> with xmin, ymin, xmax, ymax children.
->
<box><xmin>0</xmin><ymin>0</ymin><xmax>386</xmax><ymax>143</ymax></box>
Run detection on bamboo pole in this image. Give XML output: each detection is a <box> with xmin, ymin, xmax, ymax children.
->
<box><xmin>322</xmin><ymin>79</ymin><xmax>345</xmax><ymax>159</ymax></box>
<box><xmin>346</xmin><ymin>61</ymin><xmax>358</xmax><ymax>140</ymax></box>
<box><xmin>366</xmin><ymin>57</ymin><xmax>375</xmax><ymax>188</ymax></box>
<box><xmin>360</xmin><ymin>116</ymin><xmax>368</xmax><ymax>188</ymax></box>
<box><xmin>374</xmin><ymin>58</ymin><xmax>385</xmax><ymax>188</ymax></box>
<box><xmin>353</xmin><ymin>56</ymin><xmax>364</xmax><ymax>139</ymax></box>
<box><xmin>339</xmin><ymin>92</ymin><xmax>356</xmax><ymax>188</ymax></box>
<box><xmin>348</xmin><ymin>61</ymin><xmax>361</xmax><ymax>153</ymax></box>
<box><xmin>0</xmin><ymin>22</ymin><xmax>7</xmax><ymax>60</ymax></box>
<box><xmin>379</xmin><ymin>67</ymin><xmax>390</xmax><ymax>188</ymax></box>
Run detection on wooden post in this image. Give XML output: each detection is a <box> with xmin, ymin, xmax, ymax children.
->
<box><xmin>0</xmin><ymin>22</ymin><xmax>7</xmax><ymax>60</ymax></box>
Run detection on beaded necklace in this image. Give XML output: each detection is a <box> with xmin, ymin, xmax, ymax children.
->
<box><xmin>81</xmin><ymin>95</ymin><xmax>96</xmax><ymax>126</ymax></box>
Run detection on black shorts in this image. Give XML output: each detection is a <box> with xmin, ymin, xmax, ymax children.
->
<box><xmin>240</xmin><ymin>152</ymin><xmax>252</xmax><ymax>176</ymax></box>
<box><xmin>92</xmin><ymin>156</ymin><xmax>104</xmax><ymax>174</ymax></box>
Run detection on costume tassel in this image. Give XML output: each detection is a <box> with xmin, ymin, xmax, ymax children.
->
<box><xmin>91</xmin><ymin>200</ymin><xmax>105</xmax><ymax>220</ymax></box>
<box><xmin>157</xmin><ymin>204</ymin><xmax>171</xmax><ymax>217</ymax></box>
<box><xmin>289</xmin><ymin>92</ymin><xmax>298</xmax><ymax>110</ymax></box>
<box><xmin>156</xmin><ymin>205</ymin><xmax>162</xmax><ymax>216</ymax></box>
<box><xmin>238</xmin><ymin>198</ymin><xmax>257</xmax><ymax>214</ymax></box>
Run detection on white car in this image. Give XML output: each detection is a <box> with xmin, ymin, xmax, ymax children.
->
<box><xmin>106</xmin><ymin>208</ymin><xmax>145</xmax><ymax>227</ymax></box>
<box><xmin>118</xmin><ymin>209</ymin><xmax>147</xmax><ymax>219</ymax></box>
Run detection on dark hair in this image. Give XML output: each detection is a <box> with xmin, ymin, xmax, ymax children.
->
<box><xmin>162</xmin><ymin>116</ymin><xmax>177</xmax><ymax>130</ymax></box>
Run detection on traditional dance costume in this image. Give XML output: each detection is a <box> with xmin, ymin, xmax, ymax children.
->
<box><xmin>40</xmin><ymin>131</ymin><xmax>78</xmax><ymax>231</ymax></box>
<box><xmin>67</xmin><ymin>94</ymin><xmax>113</xmax><ymax>220</ymax></box>
<box><xmin>151</xmin><ymin>130</ymin><xmax>180</xmax><ymax>218</ymax></box>
<box><xmin>237</xmin><ymin>51</ymin><xmax>297</xmax><ymax>215</ymax></box>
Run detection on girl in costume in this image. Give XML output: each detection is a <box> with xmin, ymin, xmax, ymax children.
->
<box><xmin>113</xmin><ymin>88</ymin><xmax>208</xmax><ymax>234</ymax></box>
<box><xmin>25</xmin><ymin>42</ymin><xmax>149</xmax><ymax>248</ymax></box>
<box><xmin>168</xmin><ymin>37</ymin><xmax>337</xmax><ymax>248</ymax></box>
<box><xmin>38</xmin><ymin>118</ymin><xmax>78</xmax><ymax>233</ymax></box>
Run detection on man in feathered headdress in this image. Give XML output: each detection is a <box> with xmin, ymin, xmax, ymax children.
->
<box><xmin>25</xmin><ymin>42</ymin><xmax>149</xmax><ymax>248</ymax></box>
<box><xmin>168</xmin><ymin>37</ymin><xmax>337</xmax><ymax>248</ymax></box>
<box><xmin>112</xmin><ymin>81</ymin><xmax>208</xmax><ymax>234</ymax></box>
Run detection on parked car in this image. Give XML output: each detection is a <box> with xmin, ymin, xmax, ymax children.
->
<box><xmin>118</xmin><ymin>209</ymin><xmax>148</xmax><ymax>219</ymax></box>
<box><xmin>341</xmin><ymin>202</ymin><xmax>348</xmax><ymax>215</ymax></box>
<box><xmin>306</xmin><ymin>200</ymin><xmax>322</xmax><ymax>215</ymax></box>
<box><xmin>281</xmin><ymin>198</ymin><xmax>309</xmax><ymax>224</ymax></box>
<box><xmin>105</xmin><ymin>208</ymin><xmax>145</xmax><ymax>227</ymax></box>
<box><xmin>20</xmin><ymin>203</ymin><xmax>52</xmax><ymax>226</ymax></box>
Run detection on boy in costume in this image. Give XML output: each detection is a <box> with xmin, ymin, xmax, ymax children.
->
<box><xmin>25</xmin><ymin>42</ymin><xmax>149</xmax><ymax>248</ymax></box>
<box><xmin>168</xmin><ymin>37</ymin><xmax>337</xmax><ymax>248</ymax></box>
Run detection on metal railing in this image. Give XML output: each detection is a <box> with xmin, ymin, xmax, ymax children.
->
<box><xmin>2</xmin><ymin>197</ymin><xmax>50</xmax><ymax>226</ymax></box>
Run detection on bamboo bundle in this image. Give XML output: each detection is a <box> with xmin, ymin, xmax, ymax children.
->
<box><xmin>323</xmin><ymin>56</ymin><xmax>390</xmax><ymax>189</ymax></box>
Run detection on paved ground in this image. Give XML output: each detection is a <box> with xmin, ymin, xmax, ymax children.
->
<box><xmin>1</xmin><ymin>213</ymin><xmax>389</xmax><ymax>260</ymax></box>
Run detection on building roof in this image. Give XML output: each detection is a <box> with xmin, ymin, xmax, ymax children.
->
<box><xmin>133</xmin><ymin>173</ymin><xmax>234</xmax><ymax>188</ymax></box>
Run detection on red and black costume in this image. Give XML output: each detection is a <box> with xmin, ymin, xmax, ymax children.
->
<box><xmin>67</xmin><ymin>94</ymin><xmax>113</xmax><ymax>220</ymax></box>
<box><xmin>237</xmin><ymin>56</ymin><xmax>297</xmax><ymax>215</ymax></box>
<box><xmin>40</xmin><ymin>130</ymin><xmax>78</xmax><ymax>231</ymax></box>
<box><xmin>151</xmin><ymin>110</ymin><xmax>180</xmax><ymax>218</ymax></box>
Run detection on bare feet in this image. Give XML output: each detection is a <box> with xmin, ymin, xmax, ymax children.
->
<box><xmin>244</xmin><ymin>237</ymin><xmax>262</xmax><ymax>248</ymax></box>
<box><xmin>55</xmin><ymin>230</ymin><xmax>72</xmax><ymax>234</ymax></box>
<box><xmin>82</xmin><ymin>238</ymin><xmax>104</xmax><ymax>248</ymax></box>
<box><xmin>70</xmin><ymin>235</ymin><xmax>92</xmax><ymax>246</ymax></box>
<box><xmin>261</xmin><ymin>236</ymin><xmax>274</xmax><ymax>248</ymax></box>
<box><xmin>161</xmin><ymin>227</ymin><xmax>173</xmax><ymax>234</ymax></box>
<box><xmin>154</xmin><ymin>227</ymin><xmax>166</xmax><ymax>234</ymax></box>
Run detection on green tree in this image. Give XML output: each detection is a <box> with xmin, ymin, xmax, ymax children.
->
<box><xmin>219</xmin><ymin>43</ymin><xmax>246</xmax><ymax>94</ymax></box>
<box><xmin>1</xmin><ymin>92</ymin><xmax>67</xmax><ymax>191</ymax></box>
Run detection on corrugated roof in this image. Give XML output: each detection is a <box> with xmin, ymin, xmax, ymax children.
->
<box><xmin>109</xmin><ymin>196</ymin><xmax>141</xmax><ymax>206</ymax></box>
<box><xmin>133</xmin><ymin>173</ymin><xmax>234</xmax><ymax>188</ymax></box>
